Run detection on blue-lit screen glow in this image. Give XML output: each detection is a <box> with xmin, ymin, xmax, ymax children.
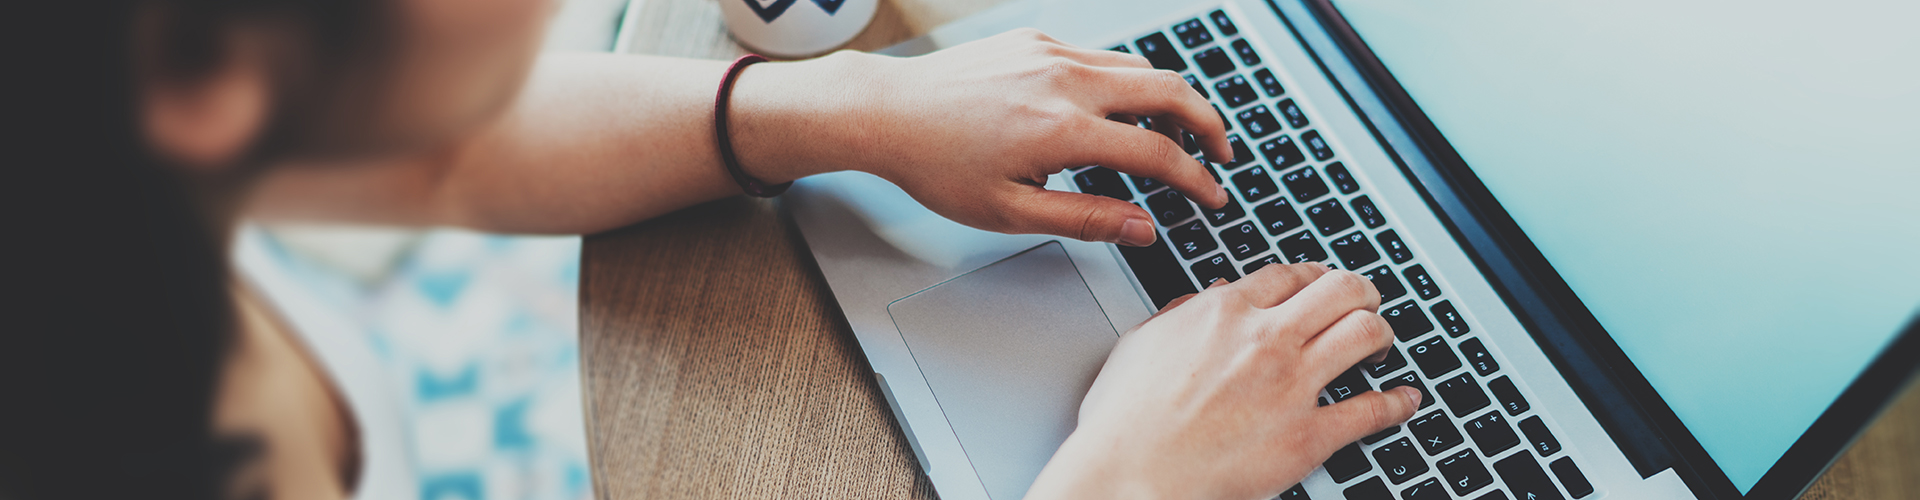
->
<box><xmin>1329</xmin><ymin>0</ymin><xmax>1920</xmax><ymax>492</ymax></box>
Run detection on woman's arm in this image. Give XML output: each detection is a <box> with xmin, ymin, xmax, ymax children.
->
<box><xmin>247</xmin><ymin>30</ymin><xmax>1233</xmax><ymax>242</ymax></box>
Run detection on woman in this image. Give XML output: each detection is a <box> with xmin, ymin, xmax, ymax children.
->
<box><xmin>0</xmin><ymin>0</ymin><xmax>1419</xmax><ymax>499</ymax></box>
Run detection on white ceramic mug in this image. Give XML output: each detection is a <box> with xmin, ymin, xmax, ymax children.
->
<box><xmin>720</xmin><ymin>0</ymin><xmax>878</xmax><ymax>59</ymax></box>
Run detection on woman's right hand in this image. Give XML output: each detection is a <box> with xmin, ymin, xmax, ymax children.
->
<box><xmin>1025</xmin><ymin>263</ymin><xmax>1422</xmax><ymax>500</ymax></box>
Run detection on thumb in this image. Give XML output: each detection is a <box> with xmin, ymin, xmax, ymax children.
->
<box><xmin>1315</xmin><ymin>386</ymin><xmax>1421</xmax><ymax>452</ymax></box>
<box><xmin>1001</xmin><ymin>187</ymin><xmax>1160</xmax><ymax>246</ymax></box>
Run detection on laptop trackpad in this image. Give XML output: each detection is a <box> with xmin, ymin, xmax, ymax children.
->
<box><xmin>887</xmin><ymin>241</ymin><xmax>1119</xmax><ymax>500</ymax></box>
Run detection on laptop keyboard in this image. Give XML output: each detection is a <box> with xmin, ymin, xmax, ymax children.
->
<box><xmin>1072</xmin><ymin>8</ymin><xmax>1596</xmax><ymax>500</ymax></box>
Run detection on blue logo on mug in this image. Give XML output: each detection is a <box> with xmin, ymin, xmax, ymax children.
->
<box><xmin>744</xmin><ymin>0</ymin><xmax>842</xmax><ymax>23</ymax></box>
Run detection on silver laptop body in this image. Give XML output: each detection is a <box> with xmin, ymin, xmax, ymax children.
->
<box><xmin>790</xmin><ymin>1</ymin><xmax>1699</xmax><ymax>499</ymax></box>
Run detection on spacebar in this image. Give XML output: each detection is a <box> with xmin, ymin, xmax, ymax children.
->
<box><xmin>1116</xmin><ymin>239</ymin><xmax>1197</xmax><ymax>309</ymax></box>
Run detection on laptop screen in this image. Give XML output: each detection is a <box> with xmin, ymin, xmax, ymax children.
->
<box><xmin>1328</xmin><ymin>0</ymin><xmax>1920</xmax><ymax>493</ymax></box>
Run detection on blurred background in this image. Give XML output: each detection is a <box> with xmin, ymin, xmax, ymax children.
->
<box><xmin>242</xmin><ymin>1</ymin><xmax>628</xmax><ymax>500</ymax></box>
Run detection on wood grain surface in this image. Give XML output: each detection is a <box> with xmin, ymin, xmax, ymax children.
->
<box><xmin>580</xmin><ymin>1</ymin><xmax>1918</xmax><ymax>498</ymax></box>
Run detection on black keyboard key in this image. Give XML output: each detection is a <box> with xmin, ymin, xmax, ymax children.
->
<box><xmin>1145</xmin><ymin>190</ymin><xmax>1197</xmax><ymax>226</ymax></box>
<box><xmin>1519</xmin><ymin>416</ymin><xmax>1561</xmax><ymax>456</ymax></box>
<box><xmin>1327</xmin><ymin>367</ymin><xmax>1372</xmax><ymax>403</ymax></box>
<box><xmin>1344</xmin><ymin>477</ymin><xmax>1392</xmax><ymax>500</ymax></box>
<box><xmin>1329</xmin><ymin>232</ymin><xmax>1382</xmax><ymax>269</ymax></box>
<box><xmin>1493</xmin><ymin>451</ymin><xmax>1564</xmax><ymax>500</ymax></box>
<box><xmin>1172</xmin><ymin>18</ymin><xmax>1213</xmax><ymax>48</ymax></box>
<box><xmin>1436</xmin><ymin>373</ymin><xmax>1491</xmax><ymax>417</ymax></box>
<box><xmin>1365</xmin><ymin>266</ymin><xmax>1409</xmax><ymax>304</ymax></box>
<box><xmin>1377</xmin><ymin>229</ymin><xmax>1414</xmax><ymax>264</ymax></box>
<box><xmin>1279</xmin><ymin>484</ymin><xmax>1309</xmax><ymax>500</ymax></box>
<box><xmin>1220</xmin><ymin>221</ymin><xmax>1269</xmax><ymax>260</ymax></box>
<box><xmin>1277</xmin><ymin>230</ymin><xmax>1329</xmax><ymax>264</ymax></box>
<box><xmin>1403</xmin><ymin>264</ymin><xmax>1440</xmax><ymax>300</ymax></box>
<box><xmin>1325</xmin><ymin>443</ymin><xmax>1373</xmax><ymax>483</ymax></box>
<box><xmin>1193</xmin><ymin>46</ymin><xmax>1236</xmax><ymax>78</ymax></box>
<box><xmin>1365</xmin><ymin>346</ymin><xmax>1407</xmax><ymax>377</ymax></box>
<box><xmin>1433</xmin><ymin>300</ymin><xmax>1470</xmax><ymax>336</ymax></box>
<box><xmin>1215</xmin><ymin>75</ymin><xmax>1259</xmax><ymax>108</ymax></box>
<box><xmin>1230</xmin><ymin>165</ymin><xmax>1281</xmax><ymax>203</ymax></box>
<box><xmin>1474</xmin><ymin>492</ymin><xmax>1509</xmax><ymax>500</ymax></box>
<box><xmin>1551</xmin><ymin>457</ymin><xmax>1594</xmax><ymax>498</ymax></box>
<box><xmin>1226</xmin><ymin>134</ymin><xmax>1255</xmax><ymax>168</ymax></box>
<box><xmin>1490</xmin><ymin>376</ymin><xmax>1530</xmax><ymax>416</ymax></box>
<box><xmin>1321</xmin><ymin>396</ymin><xmax>1331</xmax><ymax>407</ymax></box>
<box><xmin>1302</xmin><ymin>130</ymin><xmax>1335</xmax><ymax>161</ymax></box>
<box><xmin>1116</xmin><ymin>238</ymin><xmax>1197</xmax><ymax>309</ymax></box>
<box><xmin>1409</xmin><ymin>335</ymin><xmax>1461</xmax><ymax>379</ymax></box>
<box><xmin>1254</xmin><ymin>197</ymin><xmax>1305</xmax><ymax>236</ymax></box>
<box><xmin>1261</xmin><ymin>135</ymin><xmax>1309</xmax><ymax>170</ymax></box>
<box><xmin>1306</xmin><ymin>199</ymin><xmax>1356</xmax><ymax>236</ymax></box>
<box><xmin>1237</xmin><ymin>105</ymin><xmax>1283</xmax><ymax>139</ymax></box>
<box><xmin>1460</xmin><ymin>338</ymin><xmax>1500</xmax><ymax>377</ymax></box>
<box><xmin>1326</xmin><ymin>162</ymin><xmax>1361</xmax><ymax>194</ymax></box>
<box><xmin>1383</xmin><ymin>301</ymin><xmax>1433</xmax><ymax>343</ymax></box>
<box><xmin>1208</xmin><ymin>9</ymin><xmax>1238</xmax><ymax>36</ymax></box>
<box><xmin>1437</xmin><ymin>449</ymin><xmax>1495</xmax><ymax>497</ymax></box>
<box><xmin>1231</xmin><ymin>39</ymin><xmax>1261</xmax><ymax>66</ymax></box>
<box><xmin>1242</xmin><ymin>254</ymin><xmax>1282</xmax><ymax>275</ymax></box>
<box><xmin>1401</xmin><ymin>477</ymin><xmax>1447</xmax><ymax>500</ymax></box>
<box><xmin>1409</xmin><ymin>411</ymin><xmax>1464</xmax><ymax>455</ymax></box>
<box><xmin>1363</xmin><ymin>425</ymin><xmax>1401</xmax><ymax>445</ymax></box>
<box><xmin>1379</xmin><ymin>371</ymin><xmax>1434</xmax><ymax>411</ymax></box>
<box><xmin>1371</xmin><ymin>437</ymin><xmax>1427</xmax><ymax>484</ymax></box>
<box><xmin>1168</xmin><ymin>220</ymin><xmax>1217</xmax><ymax>259</ymax></box>
<box><xmin>1254</xmin><ymin>68</ymin><xmax>1286</xmax><ymax>96</ymax></box>
<box><xmin>1351</xmin><ymin>195</ymin><xmax>1387</xmax><ymax>228</ymax></box>
<box><xmin>1109</xmin><ymin>45</ymin><xmax>1130</xmax><ymax>53</ymax></box>
<box><xmin>1202</xmin><ymin>193</ymin><xmax>1244</xmax><ymax>227</ymax></box>
<box><xmin>1281</xmin><ymin>165</ymin><xmax>1332</xmax><ymax>202</ymax></box>
<box><xmin>1190</xmin><ymin>253</ymin><xmax>1239</xmax><ymax>286</ymax></box>
<box><xmin>1074</xmin><ymin>167</ymin><xmax>1132</xmax><ymax>200</ymax></box>
<box><xmin>1186</xmin><ymin>74</ymin><xmax>1209</xmax><ymax>100</ymax></box>
<box><xmin>1135</xmin><ymin>33</ymin><xmax>1187</xmax><ymax>72</ymax></box>
<box><xmin>1466</xmin><ymin>411</ymin><xmax>1522</xmax><ymax>456</ymax></box>
<box><xmin>1127</xmin><ymin>174</ymin><xmax>1163</xmax><ymax>194</ymax></box>
<box><xmin>1278</xmin><ymin>98</ymin><xmax>1310</xmax><ymax>128</ymax></box>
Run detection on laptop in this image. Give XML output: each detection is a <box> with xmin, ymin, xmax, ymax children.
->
<box><xmin>782</xmin><ymin>0</ymin><xmax>1920</xmax><ymax>499</ymax></box>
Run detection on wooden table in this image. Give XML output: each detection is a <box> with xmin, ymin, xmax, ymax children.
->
<box><xmin>578</xmin><ymin>1</ymin><xmax>1920</xmax><ymax>498</ymax></box>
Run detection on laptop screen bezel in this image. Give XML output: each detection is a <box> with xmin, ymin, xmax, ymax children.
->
<box><xmin>1261</xmin><ymin>0</ymin><xmax>1920</xmax><ymax>498</ymax></box>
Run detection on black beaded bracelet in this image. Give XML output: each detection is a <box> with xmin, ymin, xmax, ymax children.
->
<box><xmin>713</xmin><ymin>54</ymin><xmax>790</xmax><ymax>198</ymax></box>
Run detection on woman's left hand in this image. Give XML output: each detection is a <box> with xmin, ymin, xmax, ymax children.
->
<box><xmin>730</xmin><ymin>28</ymin><xmax>1234</xmax><ymax>247</ymax></box>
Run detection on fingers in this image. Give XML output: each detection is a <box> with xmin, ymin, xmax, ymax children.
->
<box><xmin>1091</xmin><ymin>68</ymin><xmax>1234</xmax><ymax>166</ymax></box>
<box><xmin>1259</xmin><ymin>270</ymin><xmax>1381</xmax><ymax>344</ymax></box>
<box><xmin>1073</xmin><ymin>120</ymin><xmax>1229</xmax><ymax>208</ymax></box>
<box><xmin>1300</xmin><ymin>309</ymin><xmax>1395</xmax><ymax>381</ymax></box>
<box><xmin>1221</xmin><ymin>262</ymin><xmax>1328</xmax><ymax>309</ymax></box>
<box><xmin>996</xmin><ymin>185</ymin><xmax>1159</xmax><ymax>246</ymax></box>
<box><xmin>1312</xmin><ymin>387</ymin><xmax>1422</xmax><ymax>453</ymax></box>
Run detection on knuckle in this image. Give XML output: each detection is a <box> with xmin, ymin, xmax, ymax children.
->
<box><xmin>1324</xmin><ymin>270</ymin><xmax>1374</xmax><ymax>301</ymax></box>
<box><xmin>1357</xmin><ymin>312</ymin><xmax>1393</xmax><ymax>347</ymax></box>
<box><xmin>1074</xmin><ymin>205</ymin><xmax>1104</xmax><ymax>241</ymax></box>
<box><xmin>1366</xmin><ymin>397</ymin><xmax>1398</xmax><ymax>427</ymax></box>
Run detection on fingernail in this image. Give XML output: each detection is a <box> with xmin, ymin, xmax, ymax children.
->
<box><xmin>1399</xmin><ymin>386</ymin><xmax>1422</xmax><ymax>406</ymax></box>
<box><xmin>1216</xmin><ymin>184</ymin><xmax>1230</xmax><ymax>204</ymax></box>
<box><xmin>1119</xmin><ymin>218</ymin><xmax>1156</xmax><ymax>246</ymax></box>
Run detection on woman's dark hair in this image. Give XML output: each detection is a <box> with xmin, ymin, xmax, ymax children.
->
<box><xmin>0</xmin><ymin>1</ymin><xmax>381</xmax><ymax>499</ymax></box>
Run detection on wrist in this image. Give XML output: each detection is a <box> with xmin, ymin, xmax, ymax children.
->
<box><xmin>725</xmin><ymin>51</ymin><xmax>886</xmax><ymax>185</ymax></box>
<box><xmin>1026</xmin><ymin>430</ymin><xmax>1166</xmax><ymax>500</ymax></box>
